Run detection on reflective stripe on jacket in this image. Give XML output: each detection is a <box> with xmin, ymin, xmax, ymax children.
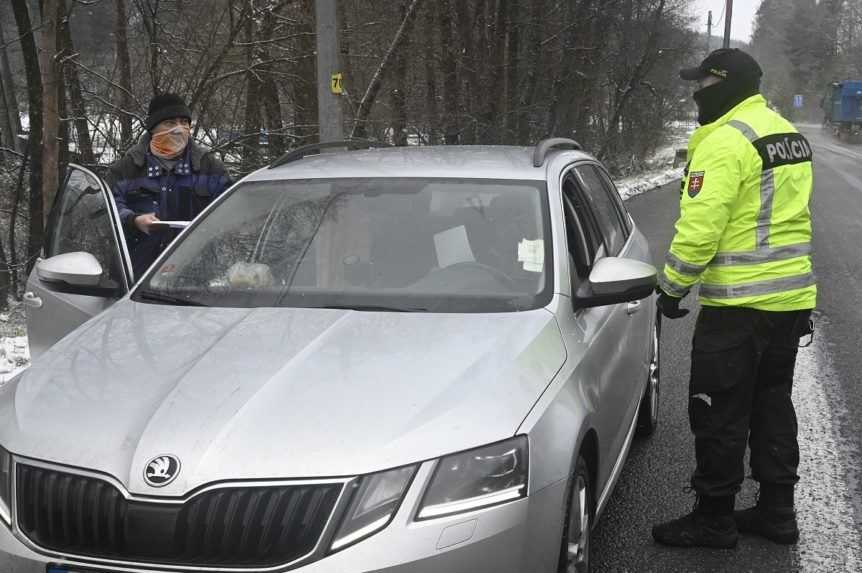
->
<box><xmin>660</xmin><ymin>94</ymin><xmax>816</xmax><ymax>311</ymax></box>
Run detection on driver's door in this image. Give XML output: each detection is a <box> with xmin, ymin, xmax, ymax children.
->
<box><xmin>24</xmin><ymin>164</ymin><xmax>133</xmax><ymax>359</ymax></box>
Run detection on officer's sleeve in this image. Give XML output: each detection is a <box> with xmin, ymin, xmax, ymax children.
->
<box><xmin>660</xmin><ymin>131</ymin><xmax>743</xmax><ymax>297</ymax></box>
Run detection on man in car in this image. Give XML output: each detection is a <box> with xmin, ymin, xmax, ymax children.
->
<box><xmin>651</xmin><ymin>49</ymin><xmax>816</xmax><ymax>548</ymax></box>
<box><xmin>106</xmin><ymin>93</ymin><xmax>233</xmax><ymax>278</ymax></box>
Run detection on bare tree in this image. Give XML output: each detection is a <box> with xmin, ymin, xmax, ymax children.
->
<box><xmin>11</xmin><ymin>0</ymin><xmax>44</xmax><ymax>272</ymax></box>
<box><xmin>40</xmin><ymin>0</ymin><xmax>62</xmax><ymax>225</ymax></box>
<box><xmin>60</xmin><ymin>1</ymin><xmax>95</xmax><ymax>164</ymax></box>
<box><xmin>598</xmin><ymin>0</ymin><xmax>667</xmax><ymax>160</ymax></box>
<box><xmin>115</xmin><ymin>0</ymin><xmax>135</xmax><ymax>150</ymax></box>
<box><xmin>0</xmin><ymin>20</ymin><xmax>23</xmax><ymax>153</ymax></box>
<box><xmin>438</xmin><ymin>0</ymin><xmax>459</xmax><ymax>144</ymax></box>
<box><xmin>350</xmin><ymin>0</ymin><xmax>422</xmax><ymax>139</ymax></box>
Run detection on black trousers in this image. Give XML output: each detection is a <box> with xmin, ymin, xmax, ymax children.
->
<box><xmin>688</xmin><ymin>306</ymin><xmax>812</xmax><ymax>497</ymax></box>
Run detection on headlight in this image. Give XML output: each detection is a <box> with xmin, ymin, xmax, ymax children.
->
<box><xmin>0</xmin><ymin>445</ymin><xmax>11</xmax><ymax>526</ymax></box>
<box><xmin>330</xmin><ymin>464</ymin><xmax>417</xmax><ymax>552</ymax></box>
<box><xmin>416</xmin><ymin>436</ymin><xmax>528</xmax><ymax>520</ymax></box>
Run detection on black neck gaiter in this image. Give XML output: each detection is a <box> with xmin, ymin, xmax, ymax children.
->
<box><xmin>693</xmin><ymin>81</ymin><xmax>760</xmax><ymax>125</ymax></box>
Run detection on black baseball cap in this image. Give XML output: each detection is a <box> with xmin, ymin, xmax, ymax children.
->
<box><xmin>679</xmin><ymin>48</ymin><xmax>763</xmax><ymax>83</ymax></box>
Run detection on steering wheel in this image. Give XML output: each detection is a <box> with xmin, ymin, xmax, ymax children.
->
<box><xmin>444</xmin><ymin>261</ymin><xmax>517</xmax><ymax>289</ymax></box>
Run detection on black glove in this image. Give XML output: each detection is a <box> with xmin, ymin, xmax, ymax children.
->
<box><xmin>657</xmin><ymin>289</ymin><xmax>689</xmax><ymax>319</ymax></box>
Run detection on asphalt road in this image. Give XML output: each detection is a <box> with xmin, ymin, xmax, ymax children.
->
<box><xmin>592</xmin><ymin>125</ymin><xmax>862</xmax><ymax>572</ymax></box>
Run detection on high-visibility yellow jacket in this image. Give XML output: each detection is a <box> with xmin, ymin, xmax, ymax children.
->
<box><xmin>660</xmin><ymin>94</ymin><xmax>816</xmax><ymax>311</ymax></box>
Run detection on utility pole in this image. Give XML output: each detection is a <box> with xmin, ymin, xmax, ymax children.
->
<box><xmin>315</xmin><ymin>0</ymin><xmax>344</xmax><ymax>142</ymax></box>
<box><xmin>722</xmin><ymin>0</ymin><xmax>733</xmax><ymax>49</ymax></box>
<box><xmin>706</xmin><ymin>10</ymin><xmax>713</xmax><ymax>55</ymax></box>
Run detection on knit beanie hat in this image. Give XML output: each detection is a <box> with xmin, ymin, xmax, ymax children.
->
<box><xmin>145</xmin><ymin>93</ymin><xmax>192</xmax><ymax>132</ymax></box>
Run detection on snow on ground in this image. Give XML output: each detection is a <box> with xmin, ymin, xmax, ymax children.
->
<box><xmin>614</xmin><ymin>128</ymin><xmax>691</xmax><ymax>201</ymax></box>
<box><xmin>0</xmin><ymin>336</ymin><xmax>29</xmax><ymax>385</ymax></box>
<box><xmin>0</xmin><ymin>302</ymin><xmax>29</xmax><ymax>385</ymax></box>
<box><xmin>615</xmin><ymin>164</ymin><xmax>682</xmax><ymax>201</ymax></box>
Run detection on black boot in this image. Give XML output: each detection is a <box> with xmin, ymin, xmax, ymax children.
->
<box><xmin>652</xmin><ymin>495</ymin><xmax>738</xmax><ymax>548</ymax></box>
<box><xmin>734</xmin><ymin>484</ymin><xmax>798</xmax><ymax>544</ymax></box>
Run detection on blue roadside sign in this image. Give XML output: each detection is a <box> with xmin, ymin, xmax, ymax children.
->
<box><xmin>794</xmin><ymin>94</ymin><xmax>804</xmax><ymax>109</ymax></box>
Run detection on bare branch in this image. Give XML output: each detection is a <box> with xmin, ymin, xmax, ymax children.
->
<box><xmin>351</xmin><ymin>0</ymin><xmax>423</xmax><ymax>139</ymax></box>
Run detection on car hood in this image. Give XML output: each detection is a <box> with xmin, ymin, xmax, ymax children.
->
<box><xmin>0</xmin><ymin>300</ymin><xmax>565</xmax><ymax>496</ymax></box>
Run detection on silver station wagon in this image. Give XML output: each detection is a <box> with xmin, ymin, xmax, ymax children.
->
<box><xmin>0</xmin><ymin>139</ymin><xmax>661</xmax><ymax>573</ymax></box>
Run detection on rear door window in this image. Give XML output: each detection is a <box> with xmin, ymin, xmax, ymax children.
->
<box><xmin>593</xmin><ymin>166</ymin><xmax>632</xmax><ymax>235</ymax></box>
<box><xmin>575</xmin><ymin>165</ymin><xmax>627</xmax><ymax>256</ymax></box>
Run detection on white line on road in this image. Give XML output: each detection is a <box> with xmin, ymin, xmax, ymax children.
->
<box><xmin>794</xmin><ymin>327</ymin><xmax>862</xmax><ymax>571</ymax></box>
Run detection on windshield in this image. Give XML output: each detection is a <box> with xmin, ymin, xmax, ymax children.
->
<box><xmin>133</xmin><ymin>178</ymin><xmax>553</xmax><ymax>312</ymax></box>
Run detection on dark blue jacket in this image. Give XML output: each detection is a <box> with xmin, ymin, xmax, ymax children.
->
<box><xmin>106</xmin><ymin>133</ymin><xmax>232</xmax><ymax>279</ymax></box>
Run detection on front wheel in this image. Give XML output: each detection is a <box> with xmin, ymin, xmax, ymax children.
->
<box><xmin>559</xmin><ymin>455</ymin><xmax>593</xmax><ymax>573</ymax></box>
<box><xmin>636</xmin><ymin>313</ymin><xmax>661</xmax><ymax>437</ymax></box>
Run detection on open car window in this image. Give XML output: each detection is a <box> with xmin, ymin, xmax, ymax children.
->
<box><xmin>133</xmin><ymin>178</ymin><xmax>554</xmax><ymax>312</ymax></box>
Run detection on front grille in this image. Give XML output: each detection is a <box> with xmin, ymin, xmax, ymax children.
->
<box><xmin>15</xmin><ymin>463</ymin><xmax>343</xmax><ymax>568</ymax></box>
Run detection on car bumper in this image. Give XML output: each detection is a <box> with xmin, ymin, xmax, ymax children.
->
<box><xmin>0</xmin><ymin>473</ymin><xmax>568</xmax><ymax>573</ymax></box>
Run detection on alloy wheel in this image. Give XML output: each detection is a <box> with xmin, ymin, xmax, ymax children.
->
<box><xmin>563</xmin><ymin>459</ymin><xmax>591</xmax><ymax>573</ymax></box>
<box><xmin>648</xmin><ymin>321</ymin><xmax>660</xmax><ymax>428</ymax></box>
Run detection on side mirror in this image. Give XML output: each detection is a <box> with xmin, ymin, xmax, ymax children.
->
<box><xmin>574</xmin><ymin>257</ymin><xmax>657</xmax><ymax>309</ymax></box>
<box><xmin>36</xmin><ymin>252</ymin><xmax>103</xmax><ymax>287</ymax></box>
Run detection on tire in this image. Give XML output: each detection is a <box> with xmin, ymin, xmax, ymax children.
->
<box><xmin>558</xmin><ymin>455</ymin><xmax>593</xmax><ymax>573</ymax></box>
<box><xmin>636</xmin><ymin>313</ymin><xmax>661</xmax><ymax>437</ymax></box>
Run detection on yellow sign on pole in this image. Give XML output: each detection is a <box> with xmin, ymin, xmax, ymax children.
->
<box><xmin>330</xmin><ymin>73</ymin><xmax>344</xmax><ymax>95</ymax></box>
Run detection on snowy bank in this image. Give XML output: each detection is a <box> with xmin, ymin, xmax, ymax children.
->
<box><xmin>0</xmin><ymin>336</ymin><xmax>29</xmax><ymax>385</ymax></box>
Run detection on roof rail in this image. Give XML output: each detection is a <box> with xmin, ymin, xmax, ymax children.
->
<box><xmin>532</xmin><ymin>138</ymin><xmax>582</xmax><ymax>167</ymax></box>
<box><xmin>268</xmin><ymin>139</ymin><xmax>392</xmax><ymax>169</ymax></box>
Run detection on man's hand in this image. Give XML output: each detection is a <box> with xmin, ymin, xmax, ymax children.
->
<box><xmin>134</xmin><ymin>213</ymin><xmax>160</xmax><ymax>234</ymax></box>
<box><xmin>657</xmin><ymin>289</ymin><xmax>690</xmax><ymax>319</ymax></box>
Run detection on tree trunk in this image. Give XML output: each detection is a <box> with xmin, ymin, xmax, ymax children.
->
<box><xmin>517</xmin><ymin>0</ymin><xmax>543</xmax><ymax>143</ymax></box>
<box><xmin>480</xmin><ymin>0</ymin><xmax>507</xmax><ymax>144</ymax></box>
<box><xmin>0</xmin><ymin>77</ymin><xmax>15</xmax><ymax>158</ymax></box>
<box><xmin>40</xmin><ymin>0</ymin><xmax>61</xmax><ymax>227</ymax></box>
<box><xmin>292</xmin><ymin>0</ymin><xmax>318</xmax><ymax>145</ymax></box>
<box><xmin>390</xmin><ymin>0</ymin><xmax>410</xmax><ymax>146</ymax></box>
<box><xmin>115</xmin><ymin>0</ymin><xmax>134</xmax><ymax>150</ymax></box>
<box><xmin>11</xmin><ymin>0</ymin><xmax>44</xmax><ymax>272</ymax></box>
<box><xmin>503</xmin><ymin>0</ymin><xmax>520</xmax><ymax>144</ymax></box>
<box><xmin>59</xmin><ymin>3</ymin><xmax>94</xmax><ymax>164</ymax></box>
<box><xmin>0</xmin><ymin>232</ymin><xmax>8</xmax><ymax>311</ymax></box>
<box><xmin>242</xmin><ymin>13</ymin><xmax>261</xmax><ymax>173</ymax></box>
<box><xmin>256</xmin><ymin>4</ymin><xmax>284</xmax><ymax>158</ymax></box>
<box><xmin>423</xmin><ymin>2</ymin><xmax>438</xmax><ymax>145</ymax></box>
<box><xmin>137</xmin><ymin>0</ymin><xmax>161</xmax><ymax>94</ymax></box>
<box><xmin>456</xmin><ymin>1</ymin><xmax>481</xmax><ymax>143</ymax></box>
<box><xmin>0</xmin><ymin>20</ymin><xmax>23</xmax><ymax>153</ymax></box>
<box><xmin>8</xmin><ymin>141</ymin><xmax>28</xmax><ymax>298</ymax></box>
<box><xmin>55</xmin><ymin>1</ymin><xmax>69</xmax><ymax>172</ymax></box>
<box><xmin>261</xmin><ymin>76</ymin><xmax>283</xmax><ymax>157</ymax></box>
<box><xmin>438</xmin><ymin>0</ymin><xmax>459</xmax><ymax>144</ymax></box>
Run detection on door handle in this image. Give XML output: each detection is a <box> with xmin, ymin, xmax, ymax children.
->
<box><xmin>626</xmin><ymin>300</ymin><xmax>641</xmax><ymax>315</ymax></box>
<box><xmin>23</xmin><ymin>291</ymin><xmax>43</xmax><ymax>309</ymax></box>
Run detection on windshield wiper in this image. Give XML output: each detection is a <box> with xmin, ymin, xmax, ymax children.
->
<box><xmin>314</xmin><ymin>304</ymin><xmax>429</xmax><ymax>313</ymax></box>
<box><xmin>135</xmin><ymin>289</ymin><xmax>209</xmax><ymax>307</ymax></box>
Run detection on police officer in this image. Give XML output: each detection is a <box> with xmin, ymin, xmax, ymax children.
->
<box><xmin>106</xmin><ymin>93</ymin><xmax>233</xmax><ymax>278</ymax></box>
<box><xmin>651</xmin><ymin>49</ymin><xmax>816</xmax><ymax>548</ymax></box>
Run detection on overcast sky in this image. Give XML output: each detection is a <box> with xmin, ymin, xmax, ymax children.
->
<box><xmin>690</xmin><ymin>0</ymin><xmax>761</xmax><ymax>44</ymax></box>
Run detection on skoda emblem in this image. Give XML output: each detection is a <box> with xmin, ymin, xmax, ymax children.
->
<box><xmin>144</xmin><ymin>454</ymin><xmax>181</xmax><ymax>488</ymax></box>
